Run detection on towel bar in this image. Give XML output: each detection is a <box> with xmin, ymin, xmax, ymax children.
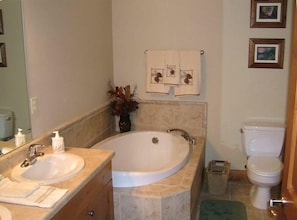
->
<box><xmin>144</xmin><ymin>49</ymin><xmax>205</xmax><ymax>55</ymax></box>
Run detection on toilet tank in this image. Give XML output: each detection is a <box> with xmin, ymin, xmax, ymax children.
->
<box><xmin>0</xmin><ymin>110</ymin><xmax>13</xmax><ymax>140</ymax></box>
<box><xmin>241</xmin><ymin>122</ymin><xmax>285</xmax><ymax>157</ymax></box>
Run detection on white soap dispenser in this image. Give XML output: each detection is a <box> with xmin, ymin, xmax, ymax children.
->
<box><xmin>15</xmin><ymin>128</ymin><xmax>26</xmax><ymax>147</ymax></box>
<box><xmin>52</xmin><ymin>131</ymin><xmax>65</xmax><ymax>153</ymax></box>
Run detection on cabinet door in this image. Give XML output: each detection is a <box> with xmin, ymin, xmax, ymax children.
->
<box><xmin>87</xmin><ymin>181</ymin><xmax>114</xmax><ymax>220</ymax></box>
<box><xmin>52</xmin><ymin>162</ymin><xmax>113</xmax><ymax>220</ymax></box>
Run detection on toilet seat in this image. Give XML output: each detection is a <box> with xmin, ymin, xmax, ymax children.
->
<box><xmin>247</xmin><ymin>156</ymin><xmax>283</xmax><ymax>176</ymax></box>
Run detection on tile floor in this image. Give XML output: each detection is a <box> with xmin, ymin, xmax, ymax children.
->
<box><xmin>197</xmin><ymin>178</ymin><xmax>280</xmax><ymax>220</ymax></box>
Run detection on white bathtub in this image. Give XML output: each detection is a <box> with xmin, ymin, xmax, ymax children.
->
<box><xmin>91</xmin><ymin>131</ymin><xmax>190</xmax><ymax>187</ymax></box>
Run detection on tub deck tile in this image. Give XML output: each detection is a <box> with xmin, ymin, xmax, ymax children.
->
<box><xmin>113</xmin><ymin>137</ymin><xmax>206</xmax><ymax>220</ymax></box>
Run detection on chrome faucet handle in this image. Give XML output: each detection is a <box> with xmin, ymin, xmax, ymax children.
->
<box><xmin>28</xmin><ymin>144</ymin><xmax>45</xmax><ymax>157</ymax></box>
<box><xmin>28</xmin><ymin>143</ymin><xmax>44</xmax><ymax>150</ymax></box>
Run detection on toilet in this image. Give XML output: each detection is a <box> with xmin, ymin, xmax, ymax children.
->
<box><xmin>241</xmin><ymin>122</ymin><xmax>285</xmax><ymax>210</ymax></box>
<box><xmin>0</xmin><ymin>109</ymin><xmax>13</xmax><ymax>141</ymax></box>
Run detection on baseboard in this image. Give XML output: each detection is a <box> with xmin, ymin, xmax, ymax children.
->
<box><xmin>229</xmin><ymin>169</ymin><xmax>250</xmax><ymax>184</ymax></box>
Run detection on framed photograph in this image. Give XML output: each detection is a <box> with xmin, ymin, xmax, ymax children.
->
<box><xmin>0</xmin><ymin>10</ymin><xmax>3</xmax><ymax>34</ymax></box>
<box><xmin>250</xmin><ymin>0</ymin><xmax>287</xmax><ymax>28</ymax></box>
<box><xmin>0</xmin><ymin>43</ymin><xmax>7</xmax><ymax>67</ymax></box>
<box><xmin>248</xmin><ymin>38</ymin><xmax>285</xmax><ymax>69</ymax></box>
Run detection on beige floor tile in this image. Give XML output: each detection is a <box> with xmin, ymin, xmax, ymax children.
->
<box><xmin>197</xmin><ymin>179</ymin><xmax>277</xmax><ymax>220</ymax></box>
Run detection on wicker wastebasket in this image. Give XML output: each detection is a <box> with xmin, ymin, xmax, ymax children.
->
<box><xmin>206</xmin><ymin>160</ymin><xmax>230</xmax><ymax>195</ymax></box>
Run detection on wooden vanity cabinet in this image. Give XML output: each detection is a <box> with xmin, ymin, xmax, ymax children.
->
<box><xmin>52</xmin><ymin>162</ymin><xmax>114</xmax><ymax>220</ymax></box>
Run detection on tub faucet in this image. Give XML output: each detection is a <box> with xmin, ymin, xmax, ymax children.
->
<box><xmin>167</xmin><ymin>128</ymin><xmax>196</xmax><ymax>145</ymax></box>
<box><xmin>20</xmin><ymin>144</ymin><xmax>45</xmax><ymax>167</ymax></box>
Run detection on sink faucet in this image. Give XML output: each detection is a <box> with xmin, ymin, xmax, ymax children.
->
<box><xmin>20</xmin><ymin>144</ymin><xmax>45</xmax><ymax>167</ymax></box>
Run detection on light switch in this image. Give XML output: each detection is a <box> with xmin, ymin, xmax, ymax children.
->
<box><xmin>30</xmin><ymin>97</ymin><xmax>38</xmax><ymax>115</ymax></box>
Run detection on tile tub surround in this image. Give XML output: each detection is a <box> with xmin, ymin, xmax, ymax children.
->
<box><xmin>58</xmin><ymin>104</ymin><xmax>115</xmax><ymax>148</ymax></box>
<box><xmin>132</xmin><ymin>100</ymin><xmax>207</xmax><ymax>137</ymax></box>
<box><xmin>113</xmin><ymin>137</ymin><xmax>206</xmax><ymax>220</ymax></box>
<box><xmin>111</xmin><ymin>100</ymin><xmax>207</xmax><ymax>219</ymax></box>
<box><xmin>31</xmin><ymin>103</ymin><xmax>115</xmax><ymax>149</ymax></box>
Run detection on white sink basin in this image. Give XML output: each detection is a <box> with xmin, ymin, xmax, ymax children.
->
<box><xmin>11</xmin><ymin>153</ymin><xmax>85</xmax><ymax>185</ymax></box>
<box><xmin>0</xmin><ymin>205</ymin><xmax>12</xmax><ymax>220</ymax></box>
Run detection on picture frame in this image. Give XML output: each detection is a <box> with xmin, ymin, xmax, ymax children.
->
<box><xmin>250</xmin><ymin>0</ymin><xmax>287</xmax><ymax>28</ymax></box>
<box><xmin>0</xmin><ymin>10</ymin><xmax>3</xmax><ymax>34</ymax></box>
<box><xmin>248</xmin><ymin>38</ymin><xmax>284</xmax><ymax>69</ymax></box>
<box><xmin>0</xmin><ymin>43</ymin><xmax>7</xmax><ymax>67</ymax></box>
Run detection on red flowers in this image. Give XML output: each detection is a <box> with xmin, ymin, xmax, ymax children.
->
<box><xmin>108</xmin><ymin>84</ymin><xmax>139</xmax><ymax>116</ymax></box>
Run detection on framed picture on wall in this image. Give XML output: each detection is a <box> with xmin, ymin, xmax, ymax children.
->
<box><xmin>250</xmin><ymin>0</ymin><xmax>287</xmax><ymax>28</ymax></box>
<box><xmin>0</xmin><ymin>10</ymin><xmax>3</xmax><ymax>34</ymax></box>
<box><xmin>248</xmin><ymin>38</ymin><xmax>285</xmax><ymax>69</ymax></box>
<box><xmin>0</xmin><ymin>43</ymin><xmax>7</xmax><ymax>67</ymax></box>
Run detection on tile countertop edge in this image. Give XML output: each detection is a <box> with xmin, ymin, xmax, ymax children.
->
<box><xmin>0</xmin><ymin>147</ymin><xmax>115</xmax><ymax>220</ymax></box>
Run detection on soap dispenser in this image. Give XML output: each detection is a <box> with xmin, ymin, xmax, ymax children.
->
<box><xmin>15</xmin><ymin>128</ymin><xmax>26</xmax><ymax>147</ymax></box>
<box><xmin>52</xmin><ymin>131</ymin><xmax>65</xmax><ymax>153</ymax></box>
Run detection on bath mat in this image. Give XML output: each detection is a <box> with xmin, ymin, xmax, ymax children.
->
<box><xmin>199</xmin><ymin>199</ymin><xmax>247</xmax><ymax>220</ymax></box>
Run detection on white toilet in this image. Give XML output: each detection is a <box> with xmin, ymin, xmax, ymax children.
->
<box><xmin>241</xmin><ymin>122</ymin><xmax>285</xmax><ymax>210</ymax></box>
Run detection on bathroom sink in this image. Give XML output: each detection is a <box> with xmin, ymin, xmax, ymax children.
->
<box><xmin>11</xmin><ymin>153</ymin><xmax>85</xmax><ymax>185</ymax></box>
<box><xmin>0</xmin><ymin>205</ymin><xmax>12</xmax><ymax>220</ymax></box>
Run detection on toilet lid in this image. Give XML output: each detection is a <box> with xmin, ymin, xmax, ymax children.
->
<box><xmin>247</xmin><ymin>156</ymin><xmax>283</xmax><ymax>176</ymax></box>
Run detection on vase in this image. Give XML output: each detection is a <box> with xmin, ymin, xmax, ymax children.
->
<box><xmin>119</xmin><ymin>114</ymin><xmax>131</xmax><ymax>133</ymax></box>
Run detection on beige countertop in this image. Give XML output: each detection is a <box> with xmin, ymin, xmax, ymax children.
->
<box><xmin>0</xmin><ymin>141</ymin><xmax>15</xmax><ymax>148</ymax></box>
<box><xmin>0</xmin><ymin>146</ymin><xmax>114</xmax><ymax>220</ymax></box>
<box><xmin>0</xmin><ymin>141</ymin><xmax>16</xmax><ymax>155</ymax></box>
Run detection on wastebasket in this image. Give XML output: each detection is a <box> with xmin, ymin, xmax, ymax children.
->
<box><xmin>206</xmin><ymin>160</ymin><xmax>230</xmax><ymax>195</ymax></box>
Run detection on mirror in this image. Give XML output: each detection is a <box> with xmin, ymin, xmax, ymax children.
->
<box><xmin>0</xmin><ymin>0</ymin><xmax>31</xmax><ymax>154</ymax></box>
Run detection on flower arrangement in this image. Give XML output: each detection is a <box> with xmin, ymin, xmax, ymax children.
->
<box><xmin>107</xmin><ymin>83</ymin><xmax>139</xmax><ymax>116</ymax></box>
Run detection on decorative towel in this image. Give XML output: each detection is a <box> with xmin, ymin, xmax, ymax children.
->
<box><xmin>0</xmin><ymin>178</ymin><xmax>40</xmax><ymax>198</ymax></box>
<box><xmin>0</xmin><ymin>185</ymin><xmax>68</xmax><ymax>208</ymax></box>
<box><xmin>164</xmin><ymin>50</ymin><xmax>180</xmax><ymax>85</ymax></box>
<box><xmin>146</xmin><ymin>50</ymin><xmax>170</xmax><ymax>94</ymax></box>
<box><xmin>174</xmin><ymin>50</ymin><xmax>201</xmax><ymax>96</ymax></box>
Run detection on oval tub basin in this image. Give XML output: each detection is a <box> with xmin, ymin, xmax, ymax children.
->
<box><xmin>91</xmin><ymin>131</ymin><xmax>190</xmax><ymax>187</ymax></box>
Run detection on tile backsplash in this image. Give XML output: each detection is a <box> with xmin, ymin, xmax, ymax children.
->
<box><xmin>39</xmin><ymin>100</ymin><xmax>206</xmax><ymax>147</ymax></box>
<box><xmin>0</xmin><ymin>104</ymin><xmax>115</xmax><ymax>172</ymax></box>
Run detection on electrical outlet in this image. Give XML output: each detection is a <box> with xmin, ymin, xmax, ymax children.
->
<box><xmin>30</xmin><ymin>97</ymin><xmax>38</xmax><ymax>115</ymax></box>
